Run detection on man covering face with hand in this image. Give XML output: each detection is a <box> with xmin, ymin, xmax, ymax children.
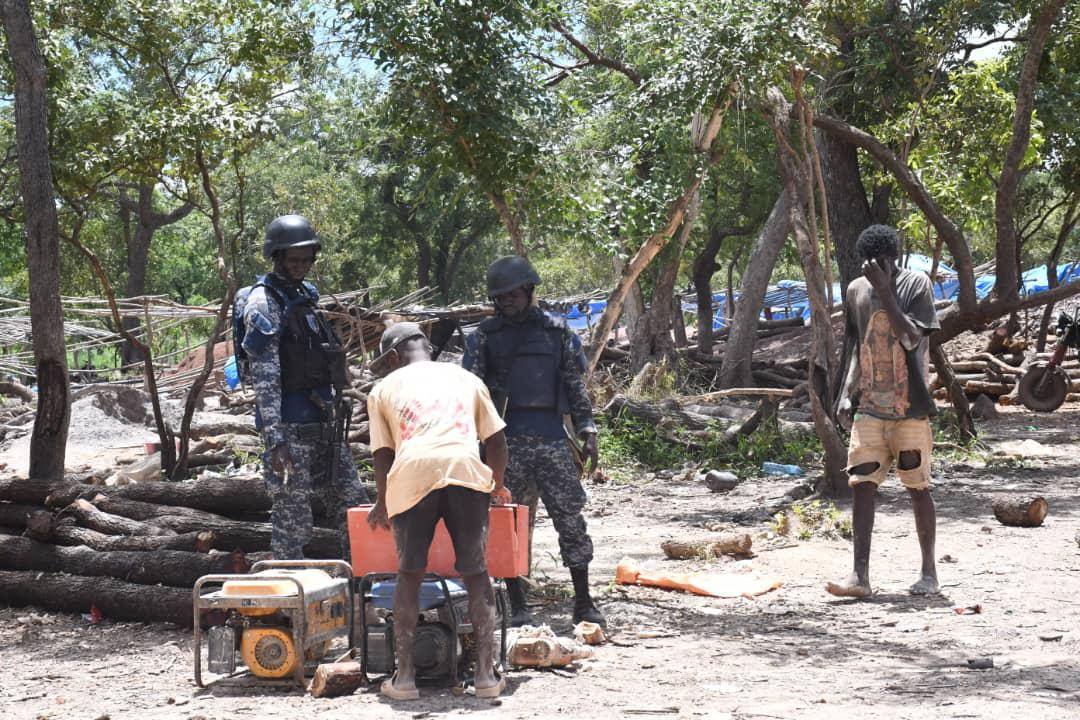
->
<box><xmin>829</xmin><ymin>224</ymin><xmax>941</xmax><ymax>600</ymax></box>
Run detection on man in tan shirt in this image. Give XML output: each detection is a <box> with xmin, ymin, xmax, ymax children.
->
<box><xmin>367</xmin><ymin>322</ymin><xmax>510</xmax><ymax>700</ymax></box>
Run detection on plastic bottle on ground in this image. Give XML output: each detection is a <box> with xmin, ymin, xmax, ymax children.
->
<box><xmin>761</xmin><ymin>461</ymin><xmax>803</xmax><ymax>477</ymax></box>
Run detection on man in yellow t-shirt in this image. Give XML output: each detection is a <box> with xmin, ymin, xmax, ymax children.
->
<box><xmin>367</xmin><ymin>322</ymin><xmax>510</xmax><ymax>700</ymax></box>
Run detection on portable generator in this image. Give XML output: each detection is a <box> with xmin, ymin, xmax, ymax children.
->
<box><xmin>358</xmin><ymin>574</ymin><xmax>508</xmax><ymax>682</ymax></box>
<box><xmin>193</xmin><ymin>560</ymin><xmax>353</xmax><ymax>687</ymax></box>
<box><xmin>347</xmin><ymin>503</ymin><xmax>530</xmax><ymax>685</ymax></box>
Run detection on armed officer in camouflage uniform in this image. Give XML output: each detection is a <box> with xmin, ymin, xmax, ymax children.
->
<box><xmin>241</xmin><ymin>214</ymin><xmax>367</xmax><ymax>559</ymax></box>
<box><xmin>462</xmin><ymin>256</ymin><xmax>605</xmax><ymax>628</ymax></box>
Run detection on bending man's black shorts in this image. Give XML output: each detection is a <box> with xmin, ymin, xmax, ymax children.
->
<box><xmin>391</xmin><ymin>485</ymin><xmax>490</xmax><ymax>576</ymax></box>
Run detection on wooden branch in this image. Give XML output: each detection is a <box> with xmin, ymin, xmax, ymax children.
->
<box><xmin>678</xmin><ymin>388</ymin><xmax>794</xmax><ymax>403</ymax></box>
<box><xmin>550</xmin><ymin>19</ymin><xmax>642</xmax><ymax>87</ymax></box>
<box><xmin>661</xmin><ymin>533</ymin><xmax>752</xmax><ymax>559</ymax></box>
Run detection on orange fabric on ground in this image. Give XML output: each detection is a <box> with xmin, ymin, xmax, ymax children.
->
<box><xmin>615</xmin><ymin>557</ymin><xmax>781</xmax><ymax>598</ymax></box>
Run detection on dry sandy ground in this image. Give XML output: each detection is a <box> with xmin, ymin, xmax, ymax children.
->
<box><xmin>2</xmin><ymin>405</ymin><xmax>1079</xmax><ymax>720</ymax></box>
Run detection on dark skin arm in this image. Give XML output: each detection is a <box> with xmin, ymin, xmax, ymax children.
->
<box><xmin>862</xmin><ymin>257</ymin><xmax>922</xmax><ymax>350</ymax></box>
<box><xmin>483</xmin><ymin>430</ymin><xmax>511</xmax><ymax>505</ymax></box>
<box><xmin>367</xmin><ymin>447</ymin><xmax>395</xmax><ymax>531</ymax></box>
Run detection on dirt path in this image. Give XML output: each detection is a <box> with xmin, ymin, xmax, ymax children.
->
<box><xmin>3</xmin><ymin>406</ymin><xmax>1079</xmax><ymax>719</ymax></box>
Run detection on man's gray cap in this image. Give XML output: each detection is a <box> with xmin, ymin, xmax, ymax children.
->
<box><xmin>379</xmin><ymin>322</ymin><xmax>427</xmax><ymax>355</ymax></box>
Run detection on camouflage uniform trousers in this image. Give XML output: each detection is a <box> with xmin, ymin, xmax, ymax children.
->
<box><xmin>505</xmin><ymin>434</ymin><xmax>593</xmax><ymax>569</ymax></box>
<box><xmin>262</xmin><ymin>423</ymin><xmax>368</xmax><ymax>559</ymax></box>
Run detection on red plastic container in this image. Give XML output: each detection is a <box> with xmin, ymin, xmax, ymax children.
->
<box><xmin>347</xmin><ymin>503</ymin><xmax>529</xmax><ymax>578</ymax></box>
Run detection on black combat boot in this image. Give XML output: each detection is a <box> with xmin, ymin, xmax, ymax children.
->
<box><xmin>505</xmin><ymin>577</ymin><xmax>534</xmax><ymax>627</ymax></box>
<box><xmin>570</xmin><ymin>565</ymin><xmax>606</xmax><ymax>628</ymax></box>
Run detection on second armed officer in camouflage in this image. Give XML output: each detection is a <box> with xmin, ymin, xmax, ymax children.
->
<box><xmin>462</xmin><ymin>256</ymin><xmax>605</xmax><ymax>628</ymax></box>
<box><xmin>239</xmin><ymin>215</ymin><xmax>368</xmax><ymax>559</ymax></box>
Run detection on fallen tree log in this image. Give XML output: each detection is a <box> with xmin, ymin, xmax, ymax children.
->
<box><xmin>0</xmin><ymin>535</ymin><xmax>247</xmax><ymax>587</ymax></box>
<box><xmin>308</xmin><ymin>660</ymin><xmax>366</xmax><ymax>698</ymax></box>
<box><xmin>971</xmin><ymin>353</ymin><xmax>1025</xmax><ymax>376</ymax></box>
<box><xmin>51</xmin><ymin>524</ymin><xmax>217</xmax><ymax>553</ymax></box>
<box><xmin>86</xmin><ymin>493</ymin><xmax>234</xmax><ymax>526</ymax></box>
<box><xmin>603</xmin><ymin>395</ymin><xmax>716</xmax><ymax>431</ymax></box>
<box><xmin>65</xmin><ymin>498</ymin><xmax>176</xmax><ymax>537</ymax></box>
<box><xmin>0</xmin><ymin>569</ymin><xmax>192</xmax><ymax>626</ymax></box>
<box><xmin>963</xmin><ymin>380</ymin><xmax>1015</xmax><ymax>396</ymax></box>
<box><xmin>0</xmin><ymin>501</ymin><xmax>40</xmax><ymax>529</ymax></box>
<box><xmin>188</xmin><ymin>418</ymin><xmax>258</xmax><ymax>438</ymax></box>
<box><xmin>0</xmin><ymin>380</ymin><xmax>33</xmax><ymax>402</ymax></box>
<box><xmin>992</xmin><ymin>495</ymin><xmax>1048</xmax><ymax>527</ymax></box>
<box><xmin>0</xmin><ymin>478</ymin><xmax>66</xmax><ymax>505</ymax></box>
<box><xmin>72</xmin><ymin>493</ymin><xmax>335</xmax><ymax>555</ymax></box>
<box><xmin>752</xmin><ymin>369</ymin><xmax>802</xmax><ymax>389</ymax></box>
<box><xmin>44</xmin><ymin>474</ymin><xmax>294</xmax><ymax>516</ymax></box>
<box><xmin>186</xmin><ymin>451</ymin><xmax>235</xmax><ymax>468</ymax></box>
<box><xmin>148</xmin><ymin>514</ymin><xmax>342</xmax><ymax>557</ymax></box>
<box><xmin>661</xmin><ymin>534</ymin><xmax>753</xmax><ymax>559</ymax></box>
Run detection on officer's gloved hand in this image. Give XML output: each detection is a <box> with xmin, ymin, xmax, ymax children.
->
<box><xmin>269</xmin><ymin>443</ymin><xmax>296</xmax><ymax>477</ymax></box>
<box><xmin>582</xmin><ymin>432</ymin><xmax>599</xmax><ymax>477</ymax></box>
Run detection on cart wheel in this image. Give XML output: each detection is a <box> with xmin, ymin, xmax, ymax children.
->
<box><xmin>1018</xmin><ymin>364</ymin><xmax>1069</xmax><ymax>412</ymax></box>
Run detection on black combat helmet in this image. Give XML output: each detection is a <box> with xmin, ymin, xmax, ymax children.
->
<box><xmin>486</xmin><ymin>255</ymin><xmax>541</xmax><ymax>297</ymax></box>
<box><xmin>263</xmin><ymin>214</ymin><xmax>321</xmax><ymax>259</ymax></box>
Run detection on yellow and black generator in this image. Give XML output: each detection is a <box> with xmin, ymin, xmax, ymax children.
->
<box><xmin>193</xmin><ymin>560</ymin><xmax>353</xmax><ymax>687</ymax></box>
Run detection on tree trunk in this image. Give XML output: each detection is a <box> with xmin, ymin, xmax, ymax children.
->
<box><xmin>672</xmin><ymin>293</ymin><xmax>688</xmax><ymax>348</ymax></box>
<box><xmin>718</xmin><ymin>191</ymin><xmax>792</xmax><ymax>387</ymax></box>
<box><xmin>0</xmin><ymin>535</ymin><xmax>248</xmax><ymax>587</ymax></box>
<box><xmin>120</xmin><ymin>183</ymin><xmax>196</xmax><ymax>366</ymax></box>
<box><xmin>488</xmin><ymin>189</ymin><xmax>526</xmax><ymax>257</ymax></box>
<box><xmin>769</xmin><ymin>86</ymin><xmax>847</xmax><ymax>495</ymax></box>
<box><xmin>994</xmin><ymin>0</ymin><xmax>1067</xmax><ymax>304</ymax></box>
<box><xmin>992</xmin><ymin>495</ymin><xmax>1048</xmax><ymax>527</ymax></box>
<box><xmin>2</xmin><ymin>0</ymin><xmax>70</xmax><ymax>481</ymax></box>
<box><xmin>613</xmin><ymin>254</ymin><xmax>645</xmax><ymax>344</ymax></box>
<box><xmin>0</xmin><ymin>569</ymin><xmax>192</xmax><ymax>625</ymax></box>
<box><xmin>818</xmin><ymin>130</ymin><xmax>872</xmax><ymax>297</ymax></box>
<box><xmin>1037</xmin><ymin>197</ymin><xmax>1079</xmax><ymax>351</ymax></box>
<box><xmin>695</xmin><ymin>227</ymin><xmax>730</xmax><ymax>354</ymax></box>
<box><xmin>929</xmin><ymin>344</ymin><xmax>975</xmax><ymax>441</ymax></box>
<box><xmin>586</xmin><ymin>101</ymin><xmax>732</xmax><ymax>375</ymax></box>
<box><xmin>173</xmin><ymin>147</ymin><xmax>238</xmax><ymax>480</ymax></box>
<box><xmin>631</xmin><ymin>189</ymin><xmax>701</xmax><ymax>373</ymax></box>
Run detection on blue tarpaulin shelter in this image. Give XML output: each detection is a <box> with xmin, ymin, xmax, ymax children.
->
<box><xmin>548</xmin><ymin>254</ymin><xmax>1080</xmax><ymax>333</ymax></box>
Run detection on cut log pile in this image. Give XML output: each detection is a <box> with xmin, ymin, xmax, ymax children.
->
<box><xmin>926</xmin><ymin>328</ymin><xmax>1080</xmax><ymax>404</ymax></box>
<box><xmin>0</xmin><ymin>471</ymin><xmax>356</xmax><ymax>625</ymax></box>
